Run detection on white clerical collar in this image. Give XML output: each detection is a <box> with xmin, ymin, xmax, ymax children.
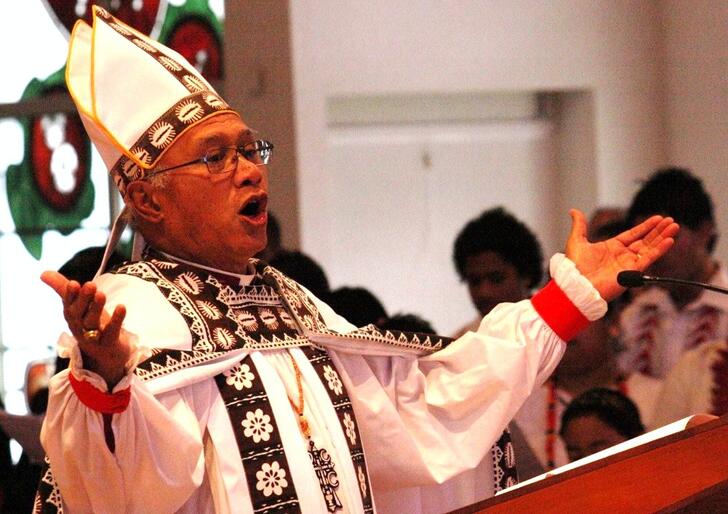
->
<box><xmin>157</xmin><ymin>250</ymin><xmax>256</xmax><ymax>286</ymax></box>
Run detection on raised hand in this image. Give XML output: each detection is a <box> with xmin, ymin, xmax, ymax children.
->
<box><xmin>41</xmin><ymin>271</ymin><xmax>130</xmax><ymax>389</ymax></box>
<box><xmin>565</xmin><ymin>209</ymin><xmax>679</xmax><ymax>301</ymax></box>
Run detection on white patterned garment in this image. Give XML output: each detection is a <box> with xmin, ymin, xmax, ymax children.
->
<box><xmin>649</xmin><ymin>339</ymin><xmax>728</xmax><ymax>429</ymax></box>
<box><xmin>41</xmin><ymin>253</ymin><xmax>605</xmax><ymax>513</ymax></box>
<box><xmin>618</xmin><ymin>265</ymin><xmax>728</xmax><ymax>378</ymax></box>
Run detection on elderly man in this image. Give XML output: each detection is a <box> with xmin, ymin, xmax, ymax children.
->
<box><xmin>37</xmin><ymin>7</ymin><xmax>677</xmax><ymax>514</ymax></box>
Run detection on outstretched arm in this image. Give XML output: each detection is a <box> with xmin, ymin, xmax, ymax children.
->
<box><xmin>41</xmin><ymin>271</ymin><xmax>130</xmax><ymax>388</ymax></box>
<box><xmin>565</xmin><ymin>209</ymin><xmax>679</xmax><ymax>301</ymax></box>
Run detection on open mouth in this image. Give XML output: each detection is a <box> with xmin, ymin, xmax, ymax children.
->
<box><xmin>239</xmin><ymin>195</ymin><xmax>267</xmax><ymax>220</ymax></box>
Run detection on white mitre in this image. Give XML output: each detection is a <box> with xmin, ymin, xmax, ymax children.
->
<box><xmin>65</xmin><ymin>5</ymin><xmax>235</xmax><ymax>197</ymax></box>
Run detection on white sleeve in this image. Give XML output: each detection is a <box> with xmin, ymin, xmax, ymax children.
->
<box><xmin>41</xmin><ymin>370</ymin><xmax>213</xmax><ymax>512</ymax></box>
<box><xmin>320</xmin><ymin>254</ymin><xmax>606</xmax><ymax>490</ymax></box>
<box><xmin>39</xmin><ymin>273</ymin><xmax>207</xmax><ymax>512</ymax></box>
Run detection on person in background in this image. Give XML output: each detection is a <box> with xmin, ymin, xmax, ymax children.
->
<box><xmin>588</xmin><ymin>207</ymin><xmax>625</xmax><ymax>238</ymax></box>
<box><xmin>254</xmin><ymin>210</ymin><xmax>283</xmax><ymax>262</ymax></box>
<box><xmin>559</xmin><ymin>387</ymin><xmax>645</xmax><ymax>462</ymax></box>
<box><xmin>327</xmin><ymin>286</ymin><xmax>388</xmax><ymax>328</ymax></box>
<box><xmin>649</xmin><ymin>338</ymin><xmax>728</xmax><ymax>428</ymax></box>
<box><xmin>379</xmin><ymin>313</ymin><xmax>436</xmax><ymax>334</ymax></box>
<box><xmin>452</xmin><ymin>207</ymin><xmax>543</xmax><ymax>337</ymax></box>
<box><xmin>620</xmin><ymin>167</ymin><xmax>728</xmax><ymax>378</ymax></box>
<box><xmin>269</xmin><ymin>249</ymin><xmax>331</xmax><ymax>303</ymax></box>
<box><xmin>377</xmin><ymin>208</ymin><xmax>544</xmax><ymax>512</ymax></box>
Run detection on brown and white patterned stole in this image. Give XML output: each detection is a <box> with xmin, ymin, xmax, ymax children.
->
<box><xmin>490</xmin><ymin>429</ymin><xmax>518</xmax><ymax>492</ymax></box>
<box><xmin>299</xmin><ymin>345</ymin><xmax>375</xmax><ymax>513</ymax></box>
<box><xmin>215</xmin><ymin>356</ymin><xmax>302</xmax><ymax>512</ymax></box>
<box><xmin>126</xmin><ymin>256</ymin><xmax>375</xmax><ymax>512</ymax></box>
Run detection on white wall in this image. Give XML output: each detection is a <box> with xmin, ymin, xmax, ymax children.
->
<box><xmin>284</xmin><ymin>1</ymin><xmax>666</xmax><ymax>327</ymax></box>
<box><xmin>225</xmin><ymin>1</ymin><xmax>725</xmax><ymax>328</ymax></box>
<box><xmin>289</xmin><ymin>1</ymin><xmax>666</xmax><ymax>219</ymax></box>
<box><xmin>660</xmin><ymin>0</ymin><xmax>728</xmax><ymax>261</ymax></box>
<box><xmin>320</xmin><ymin>118</ymin><xmax>557</xmax><ymax>333</ymax></box>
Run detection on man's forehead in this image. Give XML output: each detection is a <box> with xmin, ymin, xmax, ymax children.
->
<box><xmin>196</xmin><ymin>127</ymin><xmax>257</xmax><ymax>145</ymax></box>
<box><xmin>186</xmin><ymin>116</ymin><xmax>257</xmax><ymax>146</ymax></box>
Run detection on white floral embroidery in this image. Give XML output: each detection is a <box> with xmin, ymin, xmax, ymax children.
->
<box><xmin>224</xmin><ymin>363</ymin><xmax>255</xmax><ymax>390</ymax></box>
<box><xmin>242</xmin><ymin>408</ymin><xmax>274</xmax><ymax>443</ymax></box>
<box><xmin>323</xmin><ymin>365</ymin><xmax>343</xmax><ymax>395</ymax></box>
<box><xmin>343</xmin><ymin>412</ymin><xmax>357</xmax><ymax>445</ymax></box>
<box><xmin>256</xmin><ymin>461</ymin><xmax>288</xmax><ymax>497</ymax></box>
<box><xmin>357</xmin><ymin>465</ymin><xmax>367</xmax><ymax>498</ymax></box>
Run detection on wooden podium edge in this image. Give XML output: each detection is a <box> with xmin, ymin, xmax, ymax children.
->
<box><xmin>450</xmin><ymin>414</ymin><xmax>728</xmax><ymax>513</ymax></box>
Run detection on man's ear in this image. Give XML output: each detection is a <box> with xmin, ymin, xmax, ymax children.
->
<box><xmin>126</xmin><ymin>181</ymin><xmax>164</xmax><ymax>223</ymax></box>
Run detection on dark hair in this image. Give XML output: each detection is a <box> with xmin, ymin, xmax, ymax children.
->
<box><xmin>626</xmin><ymin>167</ymin><xmax>714</xmax><ymax>233</ymax></box>
<box><xmin>267</xmin><ymin>211</ymin><xmax>281</xmax><ymax>249</ymax></box>
<box><xmin>327</xmin><ymin>286</ymin><xmax>387</xmax><ymax>328</ymax></box>
<box><xmin>453</xmin><ymin>207</ymin><xmax>543</xmax><ymax>288</ymax></box>
<box><xmin>255</xmin><ymin>211</ymin><xmax>284</xmax><ymax>262</ymax></box>
<box><xmin>379</xmin><ymin>313</ymin><xmax>436</xmax><ymax>334</ymax></box>
<box><xmin>28</xmin><ymin>387</ymin><xmax>49</xmax><ymax>415</ymax></box>
<box><xmin>58</xmin><ymin>246</ymin><xmax>127</xmax><ymax>283</ymax></box>
<box><xmin>560</xmin><ymin>387</ymin><xmax>645</xmax><ymax>440</ymax></box>
<box><xmin>591</xmin><ymin>219</ymin><xmax>628</xmax><ymax>243</ymax></box>
<box><xmin>270</xmin><ymin>250</ymin><xmax>330</xmax><ymax>301</ymax></box>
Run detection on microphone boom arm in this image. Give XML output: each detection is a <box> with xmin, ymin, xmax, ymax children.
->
<box><xmin>644</xmin><ymin>275</ymin><xmax>728</xmax><ymax>296</ymax></box>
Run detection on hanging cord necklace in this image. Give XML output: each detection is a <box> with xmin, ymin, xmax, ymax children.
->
<box><xmin>286</xmin><ymin>353</ymin><xmax>342</xmax><ymax>512</ymax></box>
<box><xmin>288</xmin><ymin>353</ymin><xmax>311</xmax><ymax>438</ymax></box>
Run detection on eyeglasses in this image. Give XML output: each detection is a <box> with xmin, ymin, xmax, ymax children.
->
<box><xmin>145</xmin><ymin>140</ymin><xmax>274</xmax><ymax>179</ymax></box>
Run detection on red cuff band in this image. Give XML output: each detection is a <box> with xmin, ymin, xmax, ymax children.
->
<box><xmin>531</xmin><ymin>280</ymin><xmax>590</xmax><ymax>342</ymax></box>
<box><xmin>69</xmin><ymin>373</ymin><xmax>131</xmax><ymax>414</ymax></box>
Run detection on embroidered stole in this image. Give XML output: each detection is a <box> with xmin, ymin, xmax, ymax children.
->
<box><xmin>128</xmin><ymin>255</ymin><xmax>375</xmax><ymax>513</ymax></box>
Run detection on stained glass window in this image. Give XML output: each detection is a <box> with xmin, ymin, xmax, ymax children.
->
<box><xmin>0</xmin><ymin>0</ymin><xmax>225</xmax><ymax>419</ymax></box>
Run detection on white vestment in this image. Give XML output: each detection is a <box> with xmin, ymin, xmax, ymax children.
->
<box><xmin>41</xmin><ymin>254</ymin><xmax>604</xmax><ymax>513</ymax></box>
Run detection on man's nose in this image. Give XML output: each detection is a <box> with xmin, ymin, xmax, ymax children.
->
<box><xmin>232</xmin><ymin>157</ymin><xmax>265</xmax><ymax>187</ymax></box>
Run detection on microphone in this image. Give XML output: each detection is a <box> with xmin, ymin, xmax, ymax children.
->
<box><xmin>617</xmin><ymin>270</ymin><xmax>728</xmax><ymax>295</ymax></box>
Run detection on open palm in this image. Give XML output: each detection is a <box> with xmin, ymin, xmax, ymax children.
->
<box><xmin>41</xmin><ymin>271</ymin><xmax>130</xmax><ymax>388</ymax></box>
<box><xmin>565</xmin><ymin>209</ymin><xmax>679</xmax><ymax>301</ymax></box>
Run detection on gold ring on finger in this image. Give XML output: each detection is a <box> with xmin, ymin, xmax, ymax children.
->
<box><xmin>83</xmin><ymin>329</ymin><xmax>101</xmax><ymax>342</ymax></box>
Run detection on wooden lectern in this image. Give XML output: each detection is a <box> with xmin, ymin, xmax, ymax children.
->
<box><xmin>450</xmin><ymin>415</ymin><xmax>728</xmax><ymax>513</ymax></box>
